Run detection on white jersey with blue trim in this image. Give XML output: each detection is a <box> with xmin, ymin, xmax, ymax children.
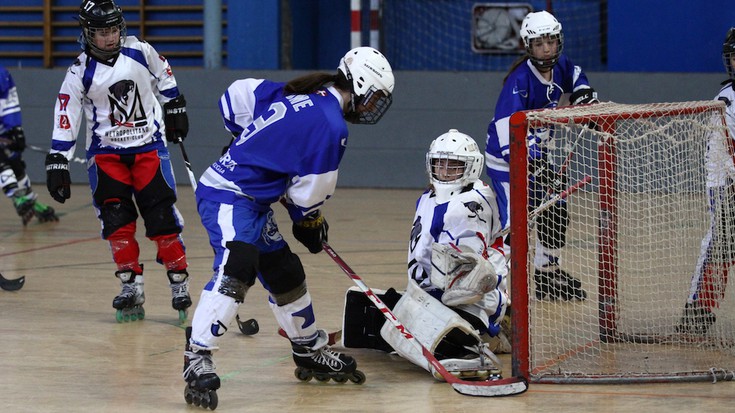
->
<box><xmin>50</xmin><ymin>36</ymin><xmax>182</xmax><ymax>160</ymax></box>
<box><xmin>485</xmin><ymin>55</ymin><xmax>593</xmax><ymax>183</ymax></box>
<box><xmin>0</xmin><ymin>66</ymin><xmax>22</xmax><ymax>135</ymax></box>
<box><xmin>407</xmin><ymin>180</ymin><xmax>505</xmax><ymax>290</ymax></box>
<box><xmin>707</xmin><ymin>81</ymin><xmax>735</xmax><ymax>188</ymax></box>
<box><xmin>197</xmin><ymin>85</ymin><xmax>349</xmax><ymax>222</ymax></box>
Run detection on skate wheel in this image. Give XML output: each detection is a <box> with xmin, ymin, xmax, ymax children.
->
<box><xmin>178</xmin><ymin>309</ymin><xmax>188</xmax><ymax>324</ymax></box>
<box><xmin>184</xmin><ymin>386</ymin><xmax>193</xmax><ymax>405</ymax></box>
<box><xmin>314</xmin><ymin>373</ymin><xmax>330</xmax><ymax>382</ymax></box>
<box><xmin>207</xmin><ymin>390</ymin><xmax>218</xmax><ymax>410</ymax></box>
<box><xmin>332</xmin><ymin>375</ymin><xmax>348</xmax><ymax>384</ymax></box>
<box><xmin>116</xmin><ymin>310</ymin><xmax>124</xmax><ymax>323</ymax></box>
<box><xmin>349</xmin><ymin>370</ymin><xmax>366</xmax><ymax>385</ymax></box>
<box><xmin>294</xmin><ymin>367</ymin><xmax>312</xmax><ymax>382</ymax></box>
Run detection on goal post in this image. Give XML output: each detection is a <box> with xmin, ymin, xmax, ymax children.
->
<box><xmin>509</xmin><ymin>100</ymin><xmax>735</xmax><ymax>383</ymax></box>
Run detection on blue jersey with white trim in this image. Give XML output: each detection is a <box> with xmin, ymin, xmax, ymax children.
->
<box><xmin>197</xmin><ymin>84</ymin><xmax>349</xmax><ymax>222</ymax></box>
<box><xmin>485</xmin><ymin>55</ymin><xmax>592</xmax><ymax>183</ymax></box>
<box><xmin>0</xmin><ymin>66</ymin><xmax>22</xmax><ymax>136</ymax></box>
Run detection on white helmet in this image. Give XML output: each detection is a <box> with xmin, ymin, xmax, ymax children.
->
<box><xmin>338</xmin><ymin>47</ymin><xmax>395</xmax><ymax>124</ymax></box>
<box><xmin>520</xmin><ymin>11</ymin><xmax>563</xmax><ymax>70</ymax></box>
<box><xmin>426</xmin><ymin>129</ymin><xmax>483</xmax><ymax>203</ymax></box>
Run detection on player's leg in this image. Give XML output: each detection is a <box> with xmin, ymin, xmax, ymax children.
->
<box><xmin>531</xmin><ymin>179</ymin><xmax>586</xmax><ymax>301</ymax></box>
<box><xmin>0</xmin><ymin>152</ymin><xmax>35</xmax><ymax>225</ymax></box>
<box><xmin>91</xmin><ymin>154</ymin><xmax>146</xmax><ymax>322</ymax></box>
<box><xmin>10</xmin><ymin>157</ymin><xmax>58</xmax><ymax>223</ymax></box>
<box><xmin>184</xmin><ymin>201</ymin><xmax>263</xmax><ymax>400</ymax></box>
<box><xmin>259</xmin><ymin>243</ymin><xmax>364</xmax><ymax>384</ymax></box>
<box><xmin>132</xmin><ymin>149</ymin><xmax>191</xmax><ymax>320</ymax></box>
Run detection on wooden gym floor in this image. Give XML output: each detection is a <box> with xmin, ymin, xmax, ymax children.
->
<box><xmin>1</xmin><ymin>184</ymin><xmax>733</xmax><ymax>412</ymax></box>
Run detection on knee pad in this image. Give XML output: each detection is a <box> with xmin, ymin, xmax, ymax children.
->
<box><xmin>223</xmin><ymin>241</ymin><xmax>259</xmax><ymax>287</ymax></box>
<box><xmin>537</xmin><ymin>201</ymin><xmax>569</xmax><ymax>249</ymax></box>
<box><xmin>259</xmin><ymin>245</ymin><xmax>306</xmax><ymax>295</ymax></box>
<box><xmin>100</xmin><ymin>198</ymin><xmax>138</xmax><ymax>238</ymax></box>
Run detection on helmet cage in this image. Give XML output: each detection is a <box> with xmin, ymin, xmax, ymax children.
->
<box><xmin>426</xmin><ymin>129</ymin><xmax>483</xmax><ymax>203</ymax></box>
<box><xmin>521</xmin><ymin>11</ymin><xmax>564</xmax><ymax>70</ymax></box>
<box><xmin>338</xmin><ymin>47</ymin><xmax>395</xmax><ymax>125</ymax></box>
<box><xmin>79</xmin><ymin>0</ymin><xmax>127</xmax><ymax>60</ymax></box>
<box><xmin>723</xmin><ymin>28</ymin><xmax>735</xmax><ymax>80</ymax></box>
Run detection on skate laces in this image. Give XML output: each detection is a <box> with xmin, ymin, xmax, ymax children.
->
<box><xmin>310</xmin><ymin>347</ymin><xmax>347</xmax><ymax>370</ymax></box>
<box><xmin>170</xmin><ymin>279</ymin><xmax>189</xmax><ymax>298</ymax></box>
<box><xmin>184</xmin><ymin>351</ymin><xmax>216</xmax><ymax>378</ymax></box>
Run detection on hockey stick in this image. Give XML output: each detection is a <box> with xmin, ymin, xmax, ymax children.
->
<box><xmin>499</xmin><ymin>174</ymin><xmax>592</xmax><ymax>238</ymax></box>
<box><xmin>174</xmin><ymin>140</ymin><xmax>198</xmax><ymax>191</ymax></box>
<box><xmin>0</xmin><ymin>272</ymin><xmax>25</xmax><ymax>291</ymax></box>
<box><xmin>0</xmin><ymin>138</ymin><xmax>87</xmax><ymax>165</ymax></box>
<box><xmin>175</xmin><ymin>140</ymin><xmax>260</xmax><ymax>335</ymax></box>
<box><xmin>322</xmin><ymin>241</ymin><xmax>528</xmax><ymax>397</ymax></box>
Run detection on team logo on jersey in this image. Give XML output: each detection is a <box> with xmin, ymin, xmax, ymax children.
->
<box><xmin>463</xmin><ymin>201</ymin><xmax>487</xmax><ymax>223</ymax></box>
<box><xmin>409</xmin><ymin>216</ymin><xmax>422</xmax><ymax>253</ymax></box>
<box><xmin>512</xmin><ymin>86</ymin><xmax>528</xmax><ymax>98</ymax></box>
<box><xmin>107</xmin><ymin>79</ymin><xmax>147</xmax><ymax>128</ymax></box>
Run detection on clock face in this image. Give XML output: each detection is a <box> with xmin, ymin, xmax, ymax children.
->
<box><xmin>472</xmin><ymin>3</ymin><xmax>532</xmax><ymax>54</ymax></box>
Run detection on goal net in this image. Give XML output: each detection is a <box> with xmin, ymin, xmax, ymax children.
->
<box><xmin>508</xmin><ymin>100</ymin><xmax>735</xmax><ymax>383</ymax></box>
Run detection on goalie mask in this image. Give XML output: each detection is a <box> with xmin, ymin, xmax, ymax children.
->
<box><xmin>338</xmin><ymin>47</ymin><xmax>395</xmax><ymax>125</ymax></box>
<box><xmin>78</xmin><ymin>0</ymin><xmax>127</xmax><ymax>60</ymax></box>
<box><xmin>520</xmin><ymin>11</ymin><xmax>564</xmax><ymax>71</ymax></box>
<box><xmin>426</xmin><ymin>129</ymin><xmax>483</xmax><ymax>203</ymax></box>
<box><xmin>723</xmin><ymin>27</ymin><xmax>735</xmax><ymax>80</ymax></box>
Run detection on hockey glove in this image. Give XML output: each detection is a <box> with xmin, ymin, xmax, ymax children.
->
<box><xmin>6</xmin><ymin>126</ymin><xmax>26</xmax><ymax>152</ymax></box>
<box><xmin>292</xmin><ymin>210</ymin><xmax>329</xmax><ymax>254</ymax></box>
<box><xmin>570</xmin><ymin>87</ymin><xmax>599</xmax><ymax>105</ymax></box>
<box><xmin>45</xmin><ymin>153</ymin><xmax>71</xmax><ymax>203</ymax></box>
<box><xmin>163</xmin><ymin>95</ymin><xmax>189</xmax><ymax>143</ymax></box>
<box><xmin>529</xmin><ymin>156</ymin><xmax>566</xmax><ymax>193</ymax></box>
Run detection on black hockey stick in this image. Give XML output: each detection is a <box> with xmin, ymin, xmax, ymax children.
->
<box><xmin>0</xmin><ymin>138</ymin><xmax>87</xmax><ymax>165</ymax></box>
<box><xmin>236</xmin><ymin>314</ymin><xmax>260</xmax><ymax>335</ymax></box>
<box><xmin>175</xmin><ymin>139</ymin><xmax>260</xmax><ymax>335</ymax></box>
<box><xmin>175</xmin><ymin>139</ymin><xmax>198</xmax><ymax>191</ymax></box>
<box><xmin>322</xmin><ymin>241</ymin><xmax>528</xmax><ymax>397</ymax></box>
<box><xmin>0</xmin><ymin>272</ymin><xmax>25</xmax><ymax>291</ymax></box>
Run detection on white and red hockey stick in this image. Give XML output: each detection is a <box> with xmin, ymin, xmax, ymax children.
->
<box><xmin>322</xmin><ymin>241</ymin><xmax>528</xmax><ymax>397</ymax></box>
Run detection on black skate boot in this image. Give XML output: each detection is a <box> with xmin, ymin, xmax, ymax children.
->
<box><xmin>676</xmin><ymin>302</ymin><xmax>716</xmax><ymax>335</ymax></box>
<box><xmin>32</xmin><ymin>200</ymin><xmax>59</xmax><ymax>223</ymax></box>
<box><xmin>12</xmin><ymin>193</ymin><xmax>35</xmax><ymax>226</ymax></box>
<box><xmin>534</xmin><ymin>268</ymin><xmax>587</xmax><ymax>301</ymax></box>
<box><xmin>291</xmin><ymin>330</ymin><xmax>366</xmax><ymax>384</ymax></box>
<box><xmin>112</xmin><ymin>268</ymin><xmax>145</xmax><ymax>322</ymax></box>
<box><xmin>183</xmin><ymin>327</ymin><xmax>220</xmax><ymax>410</ymax></box>
<box><xmin>167</xmin><ymin>269</ymin><xmax>192</xmax><ymax>323</ymax></box>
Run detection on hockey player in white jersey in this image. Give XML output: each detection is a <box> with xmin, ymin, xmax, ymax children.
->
<box><xmin>678</xmin><ymin>27</ymin><xmax>735</xmax><ymax>335</ymax></box>
<box><xmin>342</xmin><ymin>129</ymin><xmax>509</xmax><ymax>381</ymax></box>
<box><xmin>0</xmin><ymin>66</ymin><xmax>59</xmax><ymax>225</ymax></box>
<box><xmin>181</xmin><ymin>47</ymin><xmax>394</xmax><ymax>409</ymax></box>
<box><xmin>485</xmin><ymin>10</ymin><xmax>596</xmax><ymax>301</ymax></box>
<box><xmin>44</xmin><ymin>0</ymin><xmax>192</xmax><ymax>323</ymax></box>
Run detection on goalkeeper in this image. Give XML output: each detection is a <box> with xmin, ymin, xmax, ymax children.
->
<box><xmin>678</xmin><ymin>27</ymin><xmax>735</xmax><ymax>335</ymax></box>
<box><xmin>341</xmin><ymin>129</ymin><xmax>509</xmax><ymax>380</ymax></box>
<box><xmin>484</xmin><ymin>10</ymin><xmax>596</xmax><ymax>301</ymax></box>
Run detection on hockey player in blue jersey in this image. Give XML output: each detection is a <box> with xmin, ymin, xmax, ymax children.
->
<box><xmin>485</xmin><ymin>10</ymin><xmax>597</xmax><ymax>301</ymax></box>
<box><xmin>677</xmin><ymin>28</ymin><xmax>735</xmax><ymax>335</ymax></box>
<box><xmin>182</xmin><ymin>47</ymin><xmax>394</xmax><ymax>408</ymax></box>
<box><xmin>0</xmin><ymin>66</ymin><xmax>59</xmax><ymax>226</ymax></box>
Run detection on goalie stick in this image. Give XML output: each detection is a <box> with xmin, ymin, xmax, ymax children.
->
<box><xmin>321</xmin><ymin>241</ymin><xmax>528</xmax><ymax>397</ymax></box>
<box><xmin>0</xmin><ymin>272</ymin><xmax>25</xmax><ymax>291</ymax></box>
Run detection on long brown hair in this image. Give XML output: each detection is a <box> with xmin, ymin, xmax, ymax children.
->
<box><xmin>503</xmin><ymin>56</ymin><xmax>529</xmax><ymax>85</ymax></box>
<box><xmin>284</xmin><ymin>71</ymin><xmax>351</xmax><ymax>95</ymax></box>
